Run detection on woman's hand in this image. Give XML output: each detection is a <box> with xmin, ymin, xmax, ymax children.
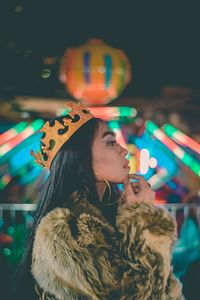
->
<box><xmin>122</xmin><ymin>174</ymin><xmax>155</xmax><ymax>206</ymax></box>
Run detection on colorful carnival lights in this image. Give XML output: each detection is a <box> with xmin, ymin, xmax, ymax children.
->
<box><xmin>59</xmin><ymin>39</ymin><xmax>131</xmax><ymax>106</ymax></box>
<box><xmin>89</xmin><ymin>106</ymin><xmax>137</xmax><ymax>120</ymax></box>
<box><xmin>0</xmin><ymin>120</ymin><xmax>44</xmax><ymax>158</ymax></box>
<box><xmin>146</xmin><ymin>121</ymin><xmax>200</xmax><ymax>176</ymax></box>
<box><xmin>108</xmin><ymin>120</ymin><xmax>127</xmax><ymax>149</ymax></box>
<box><xmin>139</xmin><ymin>148</ymin><xmax>157</xmax><ymax>175</ymax></box>
<box><xmin>60</xmin><ymin>106</ymin><xmax>137</xmax><ymax>120</ymax></box>
<box><xmin>0</xmin><ymin>122</ymin><xmax>28</xmax><ymax>146</ymax></box>
<box><xmin>163</xmin><ymin>124</ymin><xmax>200</xmax><ymax>155</ymax></box>
<box><xmin>0</xmin><ymin>173</ymin><xmax>12</xmax><ymax>190</ymax></box>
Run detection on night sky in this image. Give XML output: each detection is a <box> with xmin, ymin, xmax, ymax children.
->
<box><xmin>0</xmin><ymin>1</ymin><xmax>199</xmax><ymax>99</ymax></box>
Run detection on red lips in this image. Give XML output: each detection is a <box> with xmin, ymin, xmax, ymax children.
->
<box><xmin>123</xmin><ymin>160</ymin><xmax>130</xmax><ymax>168</ymax></box>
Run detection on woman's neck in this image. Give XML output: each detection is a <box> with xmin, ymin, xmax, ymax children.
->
<box><xmin>96</xmin><ymin>182</ymin><xmax>106</xmax><ymax>202</ymax></box>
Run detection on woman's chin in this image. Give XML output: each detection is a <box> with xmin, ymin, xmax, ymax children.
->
<box><xmin>113</xmin><ymin>175</ymin><xmax>130</xmax><ymax>184</ymax></box>
<box><xmin>109</xmin><ymin>169</ymin><xmax>130</xmax><ymax>184</ymax></box>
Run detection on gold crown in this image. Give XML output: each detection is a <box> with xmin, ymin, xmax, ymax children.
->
<box><xmin>30</xmin><ymin>102</ymin><xmax>94</xmax><ymax>169</ymax></box>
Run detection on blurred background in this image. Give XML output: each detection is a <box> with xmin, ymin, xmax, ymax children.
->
<box><xmin>0</xmin><ymin>1</ymin><xmax>200</xmax><ymax>299</ymax></box>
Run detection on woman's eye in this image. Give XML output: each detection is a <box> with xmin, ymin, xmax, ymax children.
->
<box><xmin>107</xmin><ymin>141</ymin><xmax>117</xmax><ymax>146</ymax></box>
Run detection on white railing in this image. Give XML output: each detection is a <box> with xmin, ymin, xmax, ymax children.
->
<box><xmin>161</xmin><ymin>203</ymin><xmax>200</xmax><ymax>228</ymax></box>
<box><xmin>0</xmin><ymin>204</ymin><xmax>37</xmax><ymax>211</ymax></box>
<box><xmin>0</xmin><ymin>203</ymin><xmax>199</xmax><ymax>211</ymax></box>
<box><xmin>0</xmin><ymin>203</ymin><xmax>200</xmax><ymax>231</ymax></box>
<box><xmin>0</xmin><ymin>204</ymin><xmax>36</xmax><ymax>229</ymax></box>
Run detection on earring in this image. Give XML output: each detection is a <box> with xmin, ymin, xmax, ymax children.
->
<box><xmin>94</xmin><ymin>171</ymin><xmax>111</xmax><ymax>203</ymax></box>
<box><xmin>103</xmin><ymin>190</ymin><xmax>126</xmax><ymax>206</ymax></box>
<box><xmin>94</xmin><ymin>171</ymin><xmax>125</xmax><ymax>206</ymax></box>
<box><xmin>102</xmin><ymin>177</ymin><xmax>112</xmax><ymax>203</ymax></box>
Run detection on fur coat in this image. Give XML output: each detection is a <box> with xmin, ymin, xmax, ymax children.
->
<box><xmin>32</xmin><ymin>192</ymin><xmax>184</xmax><ymax>300</ymax></box>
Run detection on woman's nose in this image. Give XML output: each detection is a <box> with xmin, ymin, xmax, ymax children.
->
<box><xmin>120</xmin><ymin>145</ymin><xmax>128</xmax><ymax>157</ymax></box>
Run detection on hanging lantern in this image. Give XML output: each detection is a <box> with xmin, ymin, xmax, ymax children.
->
<box><xmin>59</xmin><ymin>39</ymin><xmax>131</xmax><ymax>106</ymax></box>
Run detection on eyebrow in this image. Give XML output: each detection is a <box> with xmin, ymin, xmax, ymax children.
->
<box><xmin>102</xmin><ymin>131</ymin><xmax>116</xmax><ymax>138</ymax></box>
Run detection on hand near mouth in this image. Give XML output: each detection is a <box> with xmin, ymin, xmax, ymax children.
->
<box><xmin>122</xmin><ymin>174</ymin><xmax>155</xmax><ymax>206</ymax></box>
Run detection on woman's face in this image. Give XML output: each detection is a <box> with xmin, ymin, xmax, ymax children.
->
<box><xmin>92</xmin><ymin>122</ymin><xmax>130</xmax><ymax>184</ymax></box>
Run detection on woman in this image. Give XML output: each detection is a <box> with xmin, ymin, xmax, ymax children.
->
<box><xmin>11</xmin><ymin>103</ymin><xmax>184</xmax><ymax>299</ymax></box>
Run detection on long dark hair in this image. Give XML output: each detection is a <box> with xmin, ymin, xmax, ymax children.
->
<box><xmin>9</xmin><ymin>117</ymin><xmax>120</xmax><ymax>299</ymax></box>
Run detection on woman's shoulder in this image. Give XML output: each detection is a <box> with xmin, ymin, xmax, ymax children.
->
<box><xmin>35</xmin><ymin>207</ymin><xmax>71</xmax><ymax>237</ymax></box>
<box><xmin>38</xmin><ymin>206</ymin><xmax>72</xmax><ymax>229</ymax></box>
<box><xmin>33</xmin><ymin>207</ymin><xmax>76</xmax><ymax>257</ymax></box>
<box><xmin>35</xmin><ymin>191</ymin><xmax>97</xmax><ymax>234</ymax></box>
<box><xmin>34</xmin><ymin>193</ymin><xmax>115</xmax><ymax>248</ymax></box>
<box><xmin>32</xmin><ymin>196</ymin><xmax>117</xmax><ymax>270</ymax></box>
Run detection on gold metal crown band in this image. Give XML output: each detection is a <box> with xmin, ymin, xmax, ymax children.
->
<box><xmin>30</xmin><ymin>102</ymin><xmax>94</xmax><ymax>169</ymax></box>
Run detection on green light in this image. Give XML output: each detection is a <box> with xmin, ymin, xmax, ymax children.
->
<box><xmin>0</xmin><ymin>122</ymin><xmax>28</xmax><ymax>146</ymax></box>
<box><xmin>30</xmin><ymin>119</ymin><xmax>44</xmax><ymax>131</ymax></box>
<box><xmin>182</xmin><ymin>153</ymin><xmax>193</xmax><ymax>165</ymax></box>
<box><xmin>108</xmin><ymin>121</ymin><xmax>120</xmax><ymax>130</ymax></box>
<box><xmin>41</xmin><ymin>68</ymin><xmax>51</xmax><ymax>79</ymax></box>
<box><xmin>14</xmin><ymin>122</ymin><xmax>28</xmax><ymax>133</ymax></box>
<box><xmin>7</xmin><ymin>226</ymin><xmax>15</xmax><ymax>235</ymax></box>
<box><xmin>191</xmin><ymin>163</ymin><xmax>200</xmax><ymax>175</ymax></box>
<box><xmin>61</xmin><ymin>108</ymin><xmax>71</xmax><ymax>116</ymax></box>
<box><xmin>108</xmin><ymin>121</ymin><xmax>130</xmax><ymax>160</ymax></box>
<box><xmin>146</xmin><ymin>121</ymin><xmax>200</xmax><ymax>177</ymax></box>
<box><xmin>163</xmin><ymin>123</ymin><xmax>200</xmax><ymax>156</ymax></box>
<box><xmin>119</xmin><ymin>107</ymin><xmax>137</xmax><ymax>117</ymax></box>
<box><xmin>3</xmin><ymin>248</ymin><xmax>11</xmax><ymax>256</ymax></box>
<box><xmin>146</xmin><ymin>121</ymin><xmax>158</xmax><ymax>133</ymax></box>
<box><xmin>163</xmin><ymin>124</ymin><xmax>177</xmax><ymax>135</ymax></box>
<box><xmin>0</xmin><ymin>182</ymin><xmax>5</xmax><ymax>190</ymax></box>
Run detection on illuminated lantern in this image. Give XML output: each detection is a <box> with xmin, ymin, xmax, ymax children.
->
<box><xmin>59</xmin><ymin>39</ymin><xmax>131</xmax><ymax>106</ymax></box>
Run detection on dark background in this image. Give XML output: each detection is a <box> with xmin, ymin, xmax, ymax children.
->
<box><xmin>0</xmin><ymin>0</ymin><xmax>199</xmax><ymax>99</ymax></box>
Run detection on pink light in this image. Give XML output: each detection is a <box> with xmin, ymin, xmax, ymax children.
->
<box><xmin>90</xmin><ymin>107</ymin><xmax>119</xmax><ymax>120</ymax></box>
<box><xmin>115</xmin><ymin>129</ymin><xmax>127</xmax><ymax>149</ymax></box>
<box><xmin>152</xmin><ymin>128</ymin><xmax>185</xmax><ymax>158</ymax></box>
<box><xmin>173</xmin><ymin>132</ymin><xmax>200</xmax><ymax>154</ymax></box>
<box><xmin>0</xmin><ymin>120</ymin><xmax>43</xmax><ymax>157</ymax></box>
<box><xmin>163</xmin><ymin>124</ymin><xmax>200</xmax><ymax>155</ymax></box>
<box><xmin>0</xmin><ymin>122</ymin><xmax>28</xmax><ymax>146</ymax></box>
<box><xmin>0</xmin><ymin>134</ymin><xmax>25</xmax><ymax>156</ymax></box>
<box><xmin>0</xmin><ymin>173</ymin><xmax>12</xmax><ymax>190</ymax></box>
<box><xmin>148</xmin><ymin>168</ymin><xmax>169</xmax><ymax>189</ymax></box>
<box><xmin>3</xmin><ymin>174</ymin><xmax>12</xmax><ymax>184</ymax></box>
<box><xmin>108</xmin><ymin>121</ymin><xmax>127</xmax><ymax>147</ymax></box>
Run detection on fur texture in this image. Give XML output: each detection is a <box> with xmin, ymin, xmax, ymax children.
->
<box><xmin>32</xmin><ymin>192</ymin><xmax>184</xmax><ymax>299</ymax></box>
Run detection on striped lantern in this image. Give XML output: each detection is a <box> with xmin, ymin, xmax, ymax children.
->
<box><xmin>59</xmin><ymin>39</ymin><xmax>131</xmax><ymax>106</ymax></box>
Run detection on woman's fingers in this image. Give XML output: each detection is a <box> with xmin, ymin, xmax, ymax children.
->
<box><xmin>123</xmin><ymin>177</ymin><xmax>138</xmax><ymax>202</ymax></box>
<box><xmin>131</xmin><ymin>182</ymin><xmax>140</xmax><ymax>187</ymax></box>
<box><xmin>132</xmin><ymin>187</ymin><xmax>140</xmax><ymax>194</ymax></box>
<box><xmin>129</xmin><ymin>174</ymin><xmax>150</xmax><ymax>189</ymax></box>
<box><xmin>129</xmin><ymin>174</ymin><xmax>143</xmax><ymax>182</ymax></box>
<box><xmin>131</xmin><ymin>182</ymin><xmax>141</xmax><ymax>193</ymax></box>
<box><xmin>147</xmin><ymin>182</ymin><xmax>151</xmax><ymax>188</ymax></box>
<box><xmin>122</xmin><ymin>174</ymin><xmax>155</xmax><ymax>206</ymax></box>
<box><xmin>123</xmin><ymin>177</ymin><xmax>134</xmax><ymax>196</ymax></box>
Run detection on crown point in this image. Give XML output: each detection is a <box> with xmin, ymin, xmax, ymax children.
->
<box><xmin>31</xmin><ymin>101</ymin><xmax>94</xmax><ymax>169</ymax></box>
